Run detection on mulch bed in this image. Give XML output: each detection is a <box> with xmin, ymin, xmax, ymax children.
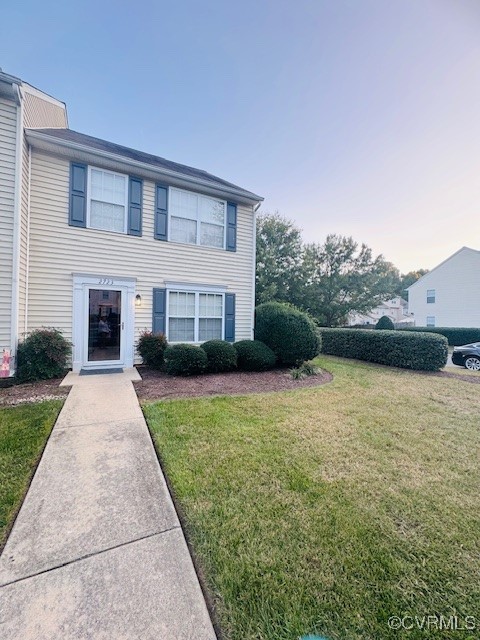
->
<box><xmin>134</xmin><ymin>366</ymin><xmax>333</xmax><ymax>402</ymax></box>
<box><xmin>0</xmin><ymin>378</ymin><xmax>70</xmax><ymax>407</ymax></box>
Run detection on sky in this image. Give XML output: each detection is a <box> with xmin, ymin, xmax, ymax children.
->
<box><xmin>2</xmin><ymin>0</ymin><xmax>480</xmax><ymax>273</ymax></box>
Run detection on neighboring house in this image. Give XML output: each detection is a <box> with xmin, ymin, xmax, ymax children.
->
<box><xmin>348</xmin><ymin>297</ymin><xmax>414</xmax><ymax>326</ymax></box>
<box><xmin>407</xmin><ymin>247</ymin><xmax>480</xmax><ymax>328</ymax></box>
<box><xmin>0</xmin><ymin>71</ymin><xmax>262</xmax><ymax>375</ymax></box>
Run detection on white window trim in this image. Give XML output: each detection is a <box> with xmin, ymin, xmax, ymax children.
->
<box><xmin>86</xmin><ymin>166</ymin><xmax>129</xmax><ymax>234</ymax></box>
<box><xmin>426</xmin><ymin>289</ymin><xmax>436</xmax><ymax>304</ymax></box>
<box><xmin>168</xmin><ymin>186</ymin><xmax>227</xmax><ymax>249</ymax></box>
<box><xmin>166</xmin><ymin>288</ymin><xmax>225</xmax><ymax>343</ymax></box>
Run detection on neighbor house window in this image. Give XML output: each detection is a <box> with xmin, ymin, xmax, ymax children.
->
<box><xmin>88</xmin><ymin>167</ymin><xmax>128</xmax><ymax>233</ymax></box>
<box><xmin>426</xmin><ymin>289</ymin><xmax>436</xmax><ymax>303</ymax></box>
<box><xmin>169</xmin><ymin>187</ymin><xmax>226</xmax><ymax>249</ymax></box>
<box><xmin>426</xmin><ymin>316</ymin><xmax>435</xmax><ymax>327</ymax></box>
<box><xmin>168</xmin><ymin>290</ymin><xmax>224</xmax><ymax>342</ymax></box>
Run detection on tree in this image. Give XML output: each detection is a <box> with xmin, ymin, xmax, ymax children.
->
<box><xmin>255</xmin><ymin>213</ymin><xmax>305</xmax><ymax>306</ymax></box>
<box><xmin>301</xmin><ymin>234</ymin><xmax>400</xmax><ymax>327</ymax></box>
<box><xmin>396</xmin><ymin>269</ymin><xmax>429</xmax><ymax>299</ymax></box>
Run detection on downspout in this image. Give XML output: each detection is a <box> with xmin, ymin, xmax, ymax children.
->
<box><xmin>252</xmin><ymin>201</ymin><xmax>261</xmax><ymax>338</ymax></box>
<box><xmin>24</xmin><ymin>142</ymin><xmax>32</xmax><ymax>335</ymax></box>
<box><xmin>10</xmin><ymin>83</ymin><xmax>23</xmax><ymax>375</ymax></box>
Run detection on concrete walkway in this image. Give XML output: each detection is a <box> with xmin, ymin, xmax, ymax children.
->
<box><xmin>0</xmin><ymin>369</ymin><xmax>216</xmax><ymax>640</ymax></box>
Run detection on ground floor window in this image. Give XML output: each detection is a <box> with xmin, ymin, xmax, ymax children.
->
<box><xmin>168</xmin><ymin>290</ymin><xmax>224</xmax><ymax>342</ymax></box>
<box><xmin>426</xmin><ymin>316</ymin><xmax>435</xmax><ymax>327</ymax></box>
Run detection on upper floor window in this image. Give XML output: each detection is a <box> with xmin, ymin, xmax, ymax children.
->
<box><xmin>88</xmin><ymin>167</ymin><xmax>128</xmax><ymax>233</ymax></box>
<box><xmin>169</xmin><ymin>187</ymin><xmax>226</xmax><ymax>249</ymax></box>
<box><xmin>426</xmin><ymin>316</ymin><xmax>435</xmax><ymax>327</ymax></box>
<box><xmin>426</xmin><ymin>289</ymin><xmax>436</xmax><ymax>304</ymax></box>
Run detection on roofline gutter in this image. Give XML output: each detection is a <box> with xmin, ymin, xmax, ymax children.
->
<box><xmin>25</xmin><ymin>130</ymin><xmax>264</xmax><ymax>205</ymax></box>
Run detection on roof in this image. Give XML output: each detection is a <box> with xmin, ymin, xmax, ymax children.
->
<box><xmin>26</xmin><ymin>128</ymin><xmax>263</xmax><ymax>204</ymax></box>
<box><xmin>406</xmin><ymin>246</ymin><xmax>480</xmax><ymax>290</ymax></box>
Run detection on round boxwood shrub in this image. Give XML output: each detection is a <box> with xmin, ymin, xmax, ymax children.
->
<box><xmin>200</xmin><ymin>340</ymin><xmax>237</xmax><ymax>373</ymax></box>
<box><xmin>255</xmin><ymin>302</ymin><xmax>321</xmax><ymax>366</ymax></box>
<box><xmin>375</xmin><ymin>315</ymin><xmax>395</xmax><ymax>330</ymax></box>
<box><xmin>233</xmin><ymin>340</ymin><xmax>276</xmax><ymax>371</ymax></box>
<box><xmin>137</xmin><ymin>331</ymin><xmax>167</xmax><ymax>368</ymax></box>
<box><xmin>16</xmin><ymin>328</ymin><xmax>72</xmax><ymax>382</ymax></box>
<box><xmin>164</xmin><ymin>344</ymin><xmax>208</xmax><ymax>376</ymax></box>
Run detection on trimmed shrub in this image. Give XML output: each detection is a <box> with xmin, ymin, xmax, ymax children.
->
<box><xmin>234</xmin><ymin>340</ymin><xmax>276</xmax><ymax>371</ymax></box>
<box><xmin>319</xmin><ymin>328</ymin><xmax>448</xmax><ymax>371</ymax></box>
<box><xmin>255</xmin><ymin>302</ymin><xmax>321</xmax><ymax>366</ymax></box>
<box><xmin>164</xmin><ymin>344</ymin><xmax>208</xmax><ymax>376</ymax></box>
<box><xmin>16</xmin><ymin>328</ymin><xmax>71</xmax><ymax>382</ymax></box>
<box><xmin>200</xmin><ymin>340</ymin><xmax>237</xmax><ymax>373</ymax></box>
<box><xmin>375</xmin><ymin>315</ymin><xmax>395</xmax><ymax>330</ymax></box>
<box><xmin>399</xmin><ymin>326</ymin><xmax>480</xmax><ymax>346</ymax></box>
<box><xmin>137</xmin><ymin>331</ymin><xmax>168</xmax><ymax>368</ymax></box>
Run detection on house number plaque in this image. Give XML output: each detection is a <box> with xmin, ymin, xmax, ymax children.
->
<box><xmin>98</xmin><ymin>278</ymin><xmax>114</xmax><ymax>285</ymax></box>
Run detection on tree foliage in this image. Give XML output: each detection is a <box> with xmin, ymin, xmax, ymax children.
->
<box><xmin>255</xmin><ymin>213</ymin><xmax>304</xmax><ymax>306</ymax></box>
<box><xmin>255</xmin><ymin>213</ymin><xmax>426</xmax><ymax>327</ymax></box>
<box><xmin>301</xmin><ymin>235</ymin><xmax>400</xmax><ymax>326</ymax></box>
<box><xmin>395</xmin><ymin>269</ymin><xmax>429</xmax><ymax>298</ymax></box>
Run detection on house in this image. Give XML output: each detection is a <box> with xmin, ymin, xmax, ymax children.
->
<box><xmin>0</xmin><ymin>71</ymin><xmax>262</xmax><ymax>375</ymax></box>
<box><xmin>407</xmin><ymin>247</ymin><xmax>480</xmax><ymax>328</ymax></box>
<box><xmin>347</xmin><ymin>297</ymin><xmax>414</xmax><ymax>326</ymax></box>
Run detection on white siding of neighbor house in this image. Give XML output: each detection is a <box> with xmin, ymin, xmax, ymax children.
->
<box><xmin>27</xmin><ymin>151</ymin><xmax>255</xmax><ymax>361</ymax></box>
<box><xmin>408</xmin><ymin>248</ymin><xmax>480</xmax><ymax>327</ymax></box>
<box><xmin>0</xmin><ymin>98</ymin><xmax>17</xmax><ymax>352</ymax></box>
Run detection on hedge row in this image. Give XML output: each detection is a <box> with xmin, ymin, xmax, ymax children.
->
<box><xmin>399</xmin><ymin>326</ymin><xmax>480</xmax><ymax>346</ymax></box>
<box><xmin>319</xmin><ymin>328</ymin><xmax>448</xmax><ymax>371</ymax></box>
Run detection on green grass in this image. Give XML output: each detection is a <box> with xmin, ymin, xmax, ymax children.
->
<box><xmin>0</xmin><ymin>400</ymin><xmax>63</xmax><ymax>546</ymax></box>
<box><xmin>145</xmin><ymin>357</ymin><xmax>480</xmax><ymax>640</ymax></box>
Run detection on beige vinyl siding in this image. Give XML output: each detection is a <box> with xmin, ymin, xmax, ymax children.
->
<box><xmin>0</xmin><ymin>98</ymin><xmax>17</xmax><ymax>351</ymax></box>
<box><xmin>28</xmin><ymin>152</ymin><xmax>255</xmax><ymax>361</ymax></box>
<box><xmin>18</xmin><ymin>86</ymin><xmax>67</xmax><ymax>336</ymax></box>
<box><xmin>23</xmin><ymin>90</ymin><xmax>67</xmax><ymax>129</ymax></box>
<box><xmin>17</xmin><ymin>135</ymin><xmax>29</xmax><ymax>337</ymax></box>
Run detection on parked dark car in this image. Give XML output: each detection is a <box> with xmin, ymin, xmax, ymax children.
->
<box><xmin>451</xmin><ymin>343</ymin><xmax>480</xmax><ymax>371</ymax></box>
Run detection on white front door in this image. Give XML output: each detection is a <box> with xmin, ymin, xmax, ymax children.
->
<box><xmin>84</xmin><ymin>286</ymin><xmax>126</xmax><ymax>367</ymax></box>
<box><xmin>72</xmin><ymin>274</ymin><xmax>136</xmax><ymax>372</ymax></box>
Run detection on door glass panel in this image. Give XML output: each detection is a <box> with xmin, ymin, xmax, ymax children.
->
<box><xmin>88</xmin><ymin>289</ymin><xmax>121</xmax><ymax>361</ymax></box>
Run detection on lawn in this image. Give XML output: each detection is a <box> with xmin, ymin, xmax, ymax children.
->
<box><xmin>144</xmin><ymin>357</ymin><xmax>480</xmax><ymax>640</ymax></box>
<box><xmin>0</xmin><ymin>400</ymin><xmax>63</xmax><ymax>547</ymax></box>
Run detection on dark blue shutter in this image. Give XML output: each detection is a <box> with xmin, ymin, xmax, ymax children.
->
<box><xmin>224</xmin><ymin>293</ymin><xmax>235</xmax><ymax>342</ymax></box>
<box><xmin>69</xmin><ymin>163</ymin><xmax>87</xmax><ymax>227</ymax></box>
<box><xmin>152</xmin><ymin>288</ymin><xmax>166</xmax><ymax>334</ymax></box>
<box><xmin>155</xmin><ymin>185</ymin><xmax>168</xmax><ymax>240</ymax></box>
<box><xmin>128</xmin><ymin>177</ymin><xmax>143</xmax><ymax>236</ymax></box>
<box><xmin>226</xmin><ymin>202</ymin><xmax>237</xmax><ymax>252</ymax></box>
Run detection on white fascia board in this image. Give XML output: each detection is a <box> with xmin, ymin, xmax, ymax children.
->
<box><xmin>25</xmin><ymin>130</ymin><xmax>263</xmax><ymax>206</ymax></box>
